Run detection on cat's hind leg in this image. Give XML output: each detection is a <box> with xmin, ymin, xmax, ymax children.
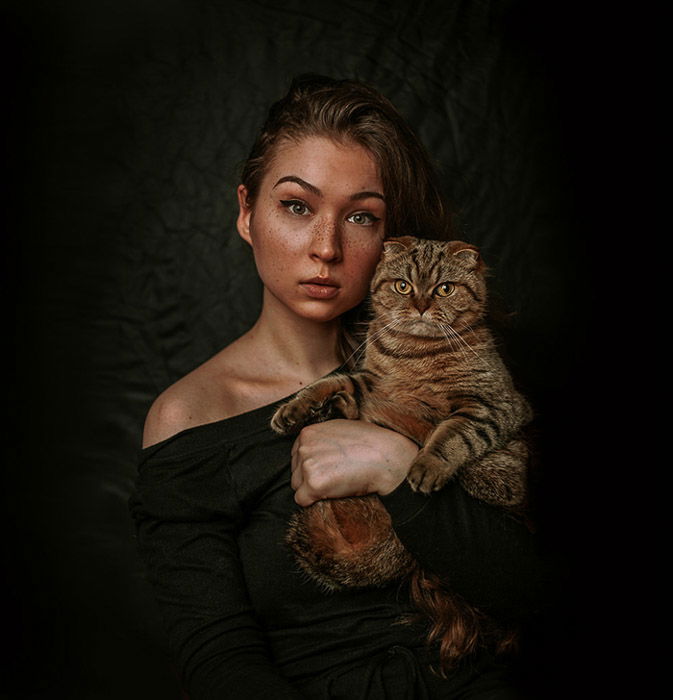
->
<box><xmin>458</xmin><ymin>439</ymin><xmax>528</xmax><ymax>506</ymax></box>
<box><xmin>285</xmin><ymin>496</ymin><xmax>415</xmax><ymax>590</ymax></box>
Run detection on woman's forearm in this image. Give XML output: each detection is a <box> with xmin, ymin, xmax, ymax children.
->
<box><xmin>381</xmin><ymin>480</ymin><xmax>555</xmax><ymax>619</ymax></box>
<box><xmin>290</xmin><ymin>419</ymin><xmax>418</xmax><ymax>505</ymax></box>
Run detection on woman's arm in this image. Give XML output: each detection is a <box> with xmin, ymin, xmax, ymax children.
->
<box><xmin>131</xmin><ymin>440</ymin><xmax>304</xmax><ymax>700</ymax></box>
<box><xmin>289</xmin><ymin>419</ymin><xmax>417</xmax><ymax>505</ymax></box>
<box><xmin>380</xmin><ymin>479</ymin><xmax>552</xmax><ymax>619</ymax></box>
<box><xmin>290</xmin><ymin>419</ymin><xmax>554</xmax><ymax>619</ymax></box>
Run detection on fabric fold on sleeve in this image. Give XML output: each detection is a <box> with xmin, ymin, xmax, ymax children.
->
<box><xmin>380</xmin><ymin>480</ymin><xmax>556</xmax><ymax>621</ymax></box>
<box><xmin>129</xmin><ymin>435</ymin><xmax>304</xmax><ymax>699</ymax></box>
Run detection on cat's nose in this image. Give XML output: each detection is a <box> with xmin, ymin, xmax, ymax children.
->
<box><xmin>414</xmin><ymin>297</ymin><xmax>431</xmax><ymax>316</ymax></box>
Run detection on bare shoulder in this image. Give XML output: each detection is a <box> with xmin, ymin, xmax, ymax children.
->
<box><xmin>142</xmin><ymin>332</ymin><xmax>309</xmax><ymax>448</ymax></box>
<box><xmin>142</xmin><ymin>382</ymin><xmax>200</xmax><ymax>448</ymax></box>
<box><xmin>142</xmin><ymin>351</ymin><xmax>240</xmax><ymax>448</ymax></box>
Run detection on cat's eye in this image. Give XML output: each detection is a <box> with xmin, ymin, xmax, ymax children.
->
<box><xmin>393</xmin><ymin>280</ymin><xmax>412</xmax><ymax>295</ymax></box>
<box><xmin>434</xmin><ymin>283</ymin><xmax>455</xmax><ymax>297</ymax></box>
<box><xmin>280</xmin><ymin>200</ymin><xmax>310</xmax><ymax>216</ymax></box>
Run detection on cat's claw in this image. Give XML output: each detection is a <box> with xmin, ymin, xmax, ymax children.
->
<box><xmin>407</xmin><ymin>453</ymin><xmax>455</xmax><ymax>494</ymax></box>
<box><xmin>271</xmin><ymin>398</ymin><xmax>332</xmax><ymax>435</ymax></box>
<box><xmin>270</xmin><ymin>401</ymin><xmax>306</xmax><ymax>435</ymax></box>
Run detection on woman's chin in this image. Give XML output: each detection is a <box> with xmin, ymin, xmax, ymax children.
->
<box><xmin>293</xmin><ymin>301</ymin><xmax>352</xmax><ymax>325</ymax></box>
<box><xmin>292</xmin><ymin>294</ymin><xmax>367</xmax><ymax>323</ymax></box>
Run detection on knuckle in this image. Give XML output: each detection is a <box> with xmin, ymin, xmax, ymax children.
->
<box><xmin>305</xmin><ymin>472</ymin><xmax>327</xmax><ymax>493</ymax></box>
<box><xmin>300</xmin><ymin>423</ymin><xmax>320</xmax><ymax>438</ymax></box>
<box><xmin>299</xmin><ymin>453</ymin><xmax>316</xmax><ymax>471</ymax></box>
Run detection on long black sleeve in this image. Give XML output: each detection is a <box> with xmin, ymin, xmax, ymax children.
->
<box><xmin>380</xmin><ymin>480</ymin><xmax>553</xmax><ymax>620</ymax></box>
<box><xmin>130</xmin><ymin>434</ymin><xmax>304</xmax><ymax>700</ymax></box>
<box><xmin>129</xmin><ymin>406</ymin><xmax>553</xmax><ymax>699</ymax></box>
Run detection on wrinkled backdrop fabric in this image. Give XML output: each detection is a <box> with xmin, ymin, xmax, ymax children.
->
<box><xmin>5</xmin><ymin>0</ymin><xmax>623</xmax><ymax>698</ymax></box>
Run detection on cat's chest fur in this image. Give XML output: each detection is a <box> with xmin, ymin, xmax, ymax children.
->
<box><xmin>357</xmin><ymin>371</ymin><xmax>456</xmax><ymax>444</ymax></box>
<box><xmin>357</xmin><ymin>325</ymin><xmax>506</xmax><ymax>445</ymax></box>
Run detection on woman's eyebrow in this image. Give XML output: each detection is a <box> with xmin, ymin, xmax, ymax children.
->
<box><xmin>350</xmin><ymin>190</ymin><xmax>385</xmax><ymax>202</ymax></box>
<box><xmin>273</xmin><ymin>176</ymin><xmax>385</xmax><ymax>203</ymax></box>
<box><xmin>273</xmin><ymin>176</ymin><xmax>321</xmax><ymax>197</ymax></box>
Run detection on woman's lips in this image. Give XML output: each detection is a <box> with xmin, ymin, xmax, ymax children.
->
<box><xmin>300</xmin><ymin>278</ymin><xmax>340</xmax><ymax>299</ymax></box>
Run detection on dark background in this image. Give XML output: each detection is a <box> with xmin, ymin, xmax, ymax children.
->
<box><xmin>4</xmin><ymin>1</ymin><xmax>641</xmax><ymax>698</ymax></box>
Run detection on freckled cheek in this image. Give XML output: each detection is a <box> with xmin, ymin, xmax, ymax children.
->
<box><xmin>343</xmin><ymin>237</ymin><xmax>383</xmax><ymax>271</ymax></box>
<box><xmin>342</xmin><ymin>238</ymin><xmax>383</xmax><ymax>296</ymax></box>
<box><xmin>251</xmin><ymin>221</ymin><xmax>305</xmax><ymax>283</ymax></box>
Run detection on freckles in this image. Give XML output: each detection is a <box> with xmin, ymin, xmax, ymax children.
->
<box><xmin>256</xmin><ymin>218</ymin><xmax>305</xmax><ymax>286</ymax></box>
<box><xmin>343</xmin><ymin>234</ymin><xmax>383</xmax><ymax>252</ymax></box>
<box><xmin>343</xmin><ymin>237</ymin><xmax>383</xmax><ymax>267</ymax></box>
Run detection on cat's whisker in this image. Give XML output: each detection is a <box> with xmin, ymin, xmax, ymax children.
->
<box><xmin>364</xmin><ymin>318</ymin><xmax>403</xmax><ymax>346</ymax></box>
<box><xmin>275</xmin><ymin>236</ymin><xmax>532</xmax><ymax>673</ymax></box>
<box><xmin>459</xmin><ymin>321</ymin><xmax>479</xmax><ymax>338</ymax></box>
<box><xmin>355</xmin><ymin>320</ymin><xmax>404</xmax><ymax>364</ymax></box>
<box><xmin>458</xmin><ymin>322</ymin><xmax>489</xmax><ymax>361</ymax></box>
<box><xmin>342</xmin><ymin>318</ymin><xmax>403</xmax><ymax>367</ymax></box>
<box><xmin>441</xmin><ymin>322</ymin><xmax>481</xmax><ymax>360</ymax></box>
<box><xmin>342</xmin><ymin>333</ymin><xmax>373</xmax><ymax>367</ymax></box>
<box><xmin>442</xmin><ymin>325</ymin><xmax>472</xmax><ymax>360</ymax></box>
<box><xmin>437</xmin><ymin>323</ymin><xmax>460</xmax><ymax>354</ymax></box>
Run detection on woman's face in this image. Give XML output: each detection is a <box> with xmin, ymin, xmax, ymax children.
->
<box><xmin>237</xmin><ymin>136</ymin><xmax>386</xmax><ymax>324</ymax></box>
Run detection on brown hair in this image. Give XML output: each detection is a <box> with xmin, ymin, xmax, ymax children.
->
<box><xmin>241</xmin><ymin>74</ymin><xmax>450</xmax><ymax>240</ymax></box>
<box><xmin>240</xmin><ymin>74</ymin><xmax>452</xmax><ymax>363</ymax></box>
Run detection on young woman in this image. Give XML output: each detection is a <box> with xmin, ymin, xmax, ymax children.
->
<box><xmin>131</xmin><ymin>75</ymin><xmax>548</xmax><ymax>699</ymax></box>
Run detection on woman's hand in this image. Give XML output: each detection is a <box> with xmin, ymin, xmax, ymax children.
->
<box><xmin>290</xmin><ymin>419</ymin><xmax>419</xmax><ymax>506</ymax></box>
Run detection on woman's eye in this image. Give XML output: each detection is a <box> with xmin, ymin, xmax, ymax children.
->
<box><xmin>346</xmin><ymin>211</ymin><xmax>379</xmax><ymax>226</ymax></box>
<box><xmin>281</xmin><ymin>200</ymin><xmax>310</xmax><ymax>216</ymax></box>
<box><xmin>393</xmin><ymin>280</ymin><xmax>412</xmax><ymax>295</ymax></box>
<box><xmin>434</xmin><ymin>282</ymin><xmax>455</xmax><ymax>297</ymax></box>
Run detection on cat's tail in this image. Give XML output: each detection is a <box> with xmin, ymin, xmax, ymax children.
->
<box><xmin>407</xmin><ymin>565</ymin><xmax>518</xmax><ymax>674</ymax></box>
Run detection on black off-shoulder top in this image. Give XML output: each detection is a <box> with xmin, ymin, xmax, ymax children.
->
<box><xmin>129</xmin><ymin>397</ymin><xmax>549</xmax><ymax>699</ymax></box>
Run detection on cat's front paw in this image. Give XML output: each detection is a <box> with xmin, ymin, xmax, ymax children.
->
<box><xmin>407</xmin><ymin>452</ymin><xmax>456</xmax><ymax>494</ymax></box>
<box><xmin>271</xmin><ymin>400</ymin><xmax>309</xmax><ymax>435</ymax></box>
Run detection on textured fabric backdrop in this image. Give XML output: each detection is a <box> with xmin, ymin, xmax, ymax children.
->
<box><xmin>5</xmin><ymin>0</ymin><xmax>620</xmax><ymax>698</ymax></box>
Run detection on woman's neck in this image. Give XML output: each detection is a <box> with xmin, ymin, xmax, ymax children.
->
<box><xmin>245</xmin><ymin>297</ymin><xmax>342</xmax><ymax>386</ymax></box>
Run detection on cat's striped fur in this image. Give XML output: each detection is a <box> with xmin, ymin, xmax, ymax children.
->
<box><xmin>271</xmin><ymin>236</ymin><xmax>532</xmax><ymax>667</ymax></box>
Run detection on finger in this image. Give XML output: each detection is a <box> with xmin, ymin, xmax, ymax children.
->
<box><xmin>290</xmin><ymin>436</ymin><xmax>301</xmax><ymax>474</ymax></box>
<box><xmin>294</xmin><ymin>486</ymin><xmax>316</xmax><ymax>507</ymax></box>
<box><xmin>290</xmin><ymin>449</ymin><xmax>303</xmax><ymax>491</ymax></box>
<box><xmin>291</xmin><ymin>465</ymin><xmax>302</xmax><ymax>491</ymax></box>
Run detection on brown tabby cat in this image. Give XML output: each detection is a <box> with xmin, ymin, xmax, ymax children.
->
<box><xmin>271</xmin><ymin>236</ymin><xmax>533</xmax><ymax>667</ymax></box>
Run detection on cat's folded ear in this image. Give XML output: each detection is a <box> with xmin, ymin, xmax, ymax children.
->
<box><xmin>451</xmin><ymin>241</ymin><xmax>483</xmax><ymax>272</ymax></box>
<box><xmin>382</xmin><ymin>236</ymin><xmax>417</xmax><ymax>256</ymax></box>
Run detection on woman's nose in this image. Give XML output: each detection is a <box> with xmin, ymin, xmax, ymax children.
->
<box><xmin>309</xmin><ymin>218</ymin><xmax>342</xmax><ymax>263</ymax></box>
